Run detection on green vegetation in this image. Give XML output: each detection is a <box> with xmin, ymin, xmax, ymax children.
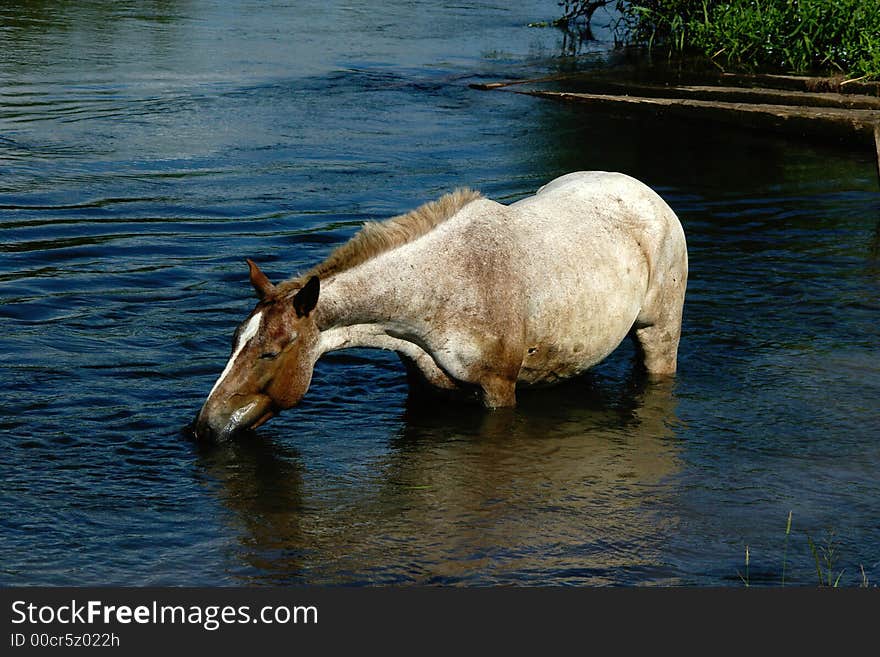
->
<box><xmin>736</xmin><ymin>512</ymin><xmax>872</xmax><ymax>588</ymax></box>
<box><xmin>807</xmin><ymin>530</ymin><xmax>846</xmax><ymax>587</ymax></box>
<box><xmin>557</xmin><ymin>1</ymin><xmax>880</xmax><ymax>80</ymax></box>
<box><xmin>738</xmin><ymin>544</ymin><xmax>751</xmax><ymax>587</ymax></box>
<box><xmin>781</xmin><ymin>509</ymin><xmax>792</xmax><ymax>586</ymax></box>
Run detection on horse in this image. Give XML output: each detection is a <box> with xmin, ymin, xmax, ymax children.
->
<box><xmin>194</xmin><ymin>171</ymin><xmax>688</xmax><ymax>441</ymax></box>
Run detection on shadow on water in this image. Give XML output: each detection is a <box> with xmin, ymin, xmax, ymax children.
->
<box><xmin>872</xmin><ymin>214</ymin><xmax>880</xmax><ymax>262</ymax></box>
<box><xmin>194</xmin><ymin>367</ymin><xmax>685</xmax><ymax>585</ymax></box>
<box><xmin>521</xmin><ymin>66</ymin><xmax>880</xmax><ymax>198</ymax></box>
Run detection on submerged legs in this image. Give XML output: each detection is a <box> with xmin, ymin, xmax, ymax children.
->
<box><xmin>633</xmin><ymin>321</ymin><xmax>681</xmax><ymax>375</ymax></box>
<box><xmin>479</xmin><ymin>375</ymin><xmax>517</xmax><ymax>409</ymax></box>
<box><xmin>633</xmin><ymin>276</ymin><xmax>685</xmax><ymax>376</ymax></box>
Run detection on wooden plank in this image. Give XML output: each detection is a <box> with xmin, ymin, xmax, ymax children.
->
<box><xmin>565</xmin><ymin>81</ymin><xmax>880</xmax><ymax>110</ymax></box>
<box><xmin>717</xmin><ymin>72</ymin><xmax>880</xmax><ymax>97</ymax></box>
<box><xmin>876</xmin><ymin>124</ymin><xmax>880</xmax><ymax>179</ymax></box>
<box><xmin>470</xmin><ymin>70</ymin><xmax>880</xmax><ymax>98</ymax></box>
<box><xmin>517</xmin><ymin>90</ymin><xmax>880</xmax><ymax>141</ymax></box>
<box><xmin>470</xmin><ymin>73</ymin><xmax>880</xmax><ymax>106</ymax></box>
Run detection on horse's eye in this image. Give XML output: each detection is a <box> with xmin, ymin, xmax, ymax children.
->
<box><xmin>259</xmin><ymin>351</ymin><xmax>280</xmax><ymax>360</ymax></box>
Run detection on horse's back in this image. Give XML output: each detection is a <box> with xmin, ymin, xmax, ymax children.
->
<box><xmin>510</xmin><ymin>171</ymin><xmax>686</xmax><ymax>297</ymax></box>
<box><xmin>513</xmin><ymin>171</ymin><xmax>681</xmax><ymax>241</ymax></box>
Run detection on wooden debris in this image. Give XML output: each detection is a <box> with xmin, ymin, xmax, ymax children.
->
<box><xmin>557</xmin><ymin>81</ymin><xmax>880</xmax><ymax>110</ymax></box>
<box><xmin>717</xmin><ymin>72</ymin><xmax>880</xmax><ymax>97</ymax></box>
<box><xmin>876</xmin><ymin>124</ymin><xmax>880</xmax><ymax>179</ymax></box>
<box><xmin>517</xmin><ymin>90</ymin><xmax>880</xmax><ymax>141</ymax></box>
<box><xmin>468</xmin><ymin>73</ymin><xmax>580</xmax><ymax>91</ymax></box>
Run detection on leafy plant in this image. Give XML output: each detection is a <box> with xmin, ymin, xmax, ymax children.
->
<box><xmin>555</xmin><ymin>1</ymin><xmax>880</xmax><ymax>80</ymax></box>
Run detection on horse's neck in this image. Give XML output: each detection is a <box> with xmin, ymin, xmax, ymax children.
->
<box><xmin>314</xmin><ymin>259</ymin><xmax>429</xmax><ymax>355</ymax></box>
<box><xmin>315</xmin><ymin>266</ymin><xmax>401</xmax><ymax>329</ymax></box>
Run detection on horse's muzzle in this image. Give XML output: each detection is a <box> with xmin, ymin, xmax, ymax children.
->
<box><xmin>194</xmin><ymin>394</ymin><xmax>274</xmax><ymax>441</ymax></box>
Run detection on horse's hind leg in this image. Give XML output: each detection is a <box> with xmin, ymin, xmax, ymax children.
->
<box><xmin>633</xmin><ymin>319</ymin><xmax>681</xmax><ymax>375</ymax></box>
<box><xmin>633</xmin><ymin>219</ymin><xmax>687</xmax><ymax>375</ymax></box>
<box><xmin>633</xmin><ymin>276</ymin><xmax>686</xmax><ymax>376</ymax></box>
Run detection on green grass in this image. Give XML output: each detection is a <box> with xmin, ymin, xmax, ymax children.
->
<box><xmin>736</xmin><ymin>512</ymin><xmax>872</xmax><ymax>588</ymax></box>
<box><xmin>559</xmin><ymin>1</ymin><xmax>880</xmax><ymax>80</ymax></box>
<box><xmin>807</xmin><ymin>530</ymin><xmax>846</xmax><ymax>587</ymax></box>
<box><xmin>781</xmin><ymin>509</ymin><xmax>792</xmax><ymax>586</ymax></box>
<box><xmin>738</xmin><ymin>544</ymin><xmax>751</xmax><ymax>587</ymax></box>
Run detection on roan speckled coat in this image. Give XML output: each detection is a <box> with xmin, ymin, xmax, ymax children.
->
<box><xmin>195</xmin><ymin>171</ymin><xmax>688</xmax><ymax>440</ymax></box>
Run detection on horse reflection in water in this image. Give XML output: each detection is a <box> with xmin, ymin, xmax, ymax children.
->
<box><xmin>194</xmin><ymin>437</ymin><xmax>306</xmax><ymax>580</ymax></box>
<box><xmin>198</xmin><ymin>371</ymin><xmax>683</xmax><ymax>585</ymax></box>
<box><xmin>195</xmin><ymin>171</ymin><xmax>687</xmax><ymax>440</ymax></box>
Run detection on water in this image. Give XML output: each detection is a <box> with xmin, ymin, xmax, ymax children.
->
<box><xmin>1</xmin><ymin>1</ymin><xmax>878</xmax><ymax>586</ymax></box>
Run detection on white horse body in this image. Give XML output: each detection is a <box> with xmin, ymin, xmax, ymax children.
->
<box><xmin>314</xmin><ymin>171</ymin><xmax>687</xmax><ymax>406</ymax></box>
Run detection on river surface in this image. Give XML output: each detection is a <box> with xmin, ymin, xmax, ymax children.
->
<box><xmin>1</xmin><ymin>1</ymin><xmax>878</xmax><ymax>586</ymax></box>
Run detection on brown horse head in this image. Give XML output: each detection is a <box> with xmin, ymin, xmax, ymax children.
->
<box><xmin>194</xmin><ymin>260</ymin><xmax>321</xmax><ymax>441</ymax></box>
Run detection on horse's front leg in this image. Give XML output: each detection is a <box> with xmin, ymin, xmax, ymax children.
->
<box><xmin>397</xmin><ymin>349</ymin><xmax>461</xmax><ymax>392</ymax></box>
<box><xmin>446</xmin><ymin>332</ymin><xmax>522</xmax><ymax>409</ymax></box>
<box><xmin>478</xmin><ymin>375</ymin><xmax>517</xmax><ymax>409</ymax></box>
<box><xmin>400</xmin><ymin>348</ymin><xmax>516</xmax><ymax>407</ymax></box>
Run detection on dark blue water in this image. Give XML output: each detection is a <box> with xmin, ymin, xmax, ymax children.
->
<box><xmin>1</xmin><ymin>1</ymin><xmax>878</xmax><ymax>586</ymax></box>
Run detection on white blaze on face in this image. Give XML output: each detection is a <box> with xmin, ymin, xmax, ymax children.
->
<box><xmin>207</xmin><ymin>311</ymin><xmax>263</xmax><ymax>399</ymax></box>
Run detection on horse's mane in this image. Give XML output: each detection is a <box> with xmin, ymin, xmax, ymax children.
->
<box><xmin>278</xmin><ymin>187</ymin><xmax>482</xmax><ymax>294</ymax></box>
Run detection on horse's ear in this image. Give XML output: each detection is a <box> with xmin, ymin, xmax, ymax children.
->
<box><xmin>293</xmin><ymin>276</ymin><xmax>320</xmax><ymax>318</ymax></box>
<box><xmin>247</xmin><ymin>259</ymin><xmax>275</xmax><ymax>300</ymax></box>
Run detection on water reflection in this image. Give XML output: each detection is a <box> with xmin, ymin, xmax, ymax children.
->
<box><xmin>197</xmin><ymin>369</ymin><xmax>683</xmax><ymax>585</ymax></box>
<box><xmin>194</xmin><ymin>438</ymin><xmax>306</xmax><ymax>580</ymax></box>
<box><xmin>0</xmin><ymin>1</ymin><xmax>189</xmax><ymax>73</ymax></box>
<box><xmin>871</xmin><ymin>215</ymin><xmax>880</xmax><ymax>262</ymax></box>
